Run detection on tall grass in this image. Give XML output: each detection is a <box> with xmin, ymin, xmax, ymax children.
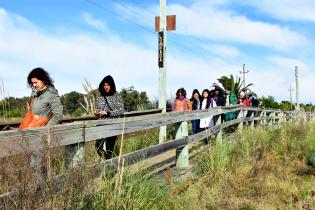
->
<box><xmin>177</xmin><ymin>122</ymin><xmax>315</xmax><ymax>209</ymax></box>
<box><xmin>80</xmin><ymin>79</ymin><xmax>97</xmax><ymax>115</ymax></box>
<box><xmin>0</xmin><ymin>79</ymin><xmax>10</xmax><ymax>119</ymax></box>
<box><xmin>2</xmin><ymin>122</ymin><xmax>315</xmax><ymax>209</ymax></box>
<box><xmin>81</xmin><ymin>169</ymin><xmax>171</xmax><ymax>210</ymax></box>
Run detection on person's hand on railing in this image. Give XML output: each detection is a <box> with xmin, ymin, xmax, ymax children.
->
<box><xmin>94</xmin><ymin>111</ymin><xmax>107</xmax><ymax>117</ymax></box>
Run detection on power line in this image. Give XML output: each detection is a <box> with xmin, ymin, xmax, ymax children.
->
<box><xmin>109</xmin><ymin>0</ymin><xmax>156</xmax><ymax>25</ymax></box>
<box><xmin>85</xmin><ymin>0</ymin><xmax>242</xmax><ymax>72</ymax></box>
<box><xmin>109</xmin><ymin>0</ymin><xmax>242</xmax><ymax>70</ymax></box>
<box><xmin>124</xmin><ymin>0</ymin><xmax>242</xmax><ymax>69</ymax></box>
<box><xmin>85</xmin><ymin>0</ymin><xmax>155</xmax><ymax>35</ymax></box>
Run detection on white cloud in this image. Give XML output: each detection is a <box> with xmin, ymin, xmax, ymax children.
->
<box><xmin>167</xmin><ymin>3</ymin><xmax>307</xmax><ymax>51</ymax></box>
<box><xmin>0</xmin><ymin>7</ymin><xmax>314</xmax><ymax>104</ymax></box>
<box><xmin>114</xmin><ymin>1</ymin><xmax>309</xmax><ymax>51</ymax></box>
<box><xmin>240</xmin><ymin>0</ymin><xmax>315</xmax><ymax>22</ymax></box>
<box><xmin>267</xmin><ymin>56</ymin><xmax>308</xmax><ymax>71</ymax></box>
<box><xmin>207</xmin><ymin>44</ymin><xmax>243</xmax><ymax>58</ymax></box>
<box><xmin>82</xmin><ymin>12</ymin><xmax>107</xmax><ymax>32</ymax></box>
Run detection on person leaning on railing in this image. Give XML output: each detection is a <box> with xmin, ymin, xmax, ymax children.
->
<box><xmin>25</xmin><ymin>67</ymin><xmax>63</xmax><ymax>182</ymax></box>
<box><xmin>25</xmin><ymin>67</ymin><xmax>63</xmax><ymax>127</ymax></box>
<box><xmin>94</xmin><ymin>75</ymin><xmax>124</xmax><ymax>159</ymax></box>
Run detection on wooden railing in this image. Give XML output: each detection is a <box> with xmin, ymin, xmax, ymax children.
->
<box><xmin>0</xmin><ymin>106</ymin><xmax>313</xmax><ymax>163</ymax></box>
<box><xmin>0</xmin><ymin>106</ymin><xmax>314</xmax><ymax>201</ymax></box>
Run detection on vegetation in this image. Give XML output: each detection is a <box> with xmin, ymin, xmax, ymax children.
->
<box><xmin>0</xmin><ymin>86</ymin><xmax>156</xmax><ymax>119</ymax></box>
<box><xmin>1</xmin><ymin>116</ymin><xmax>315</xmax><ymax>209</ymax></box>
<box><xmin>120</xmin><ymin>86</ymin><xmax>153</xmax><ymax>112</ymax></box>
<box><xmin>213</xmin><ymin>74</ymin><xmax>254</xmax><ymax>96</ymax></box>
<box><xmin>177</xmin><ymin>122</ymin><xmax>315</xmax><ymax>209</ymax></box>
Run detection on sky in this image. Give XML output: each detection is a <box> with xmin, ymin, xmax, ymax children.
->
<box><xmin>0</xmin><ymin>0</ymin><xmax>315</xmax><ymax>104</ymax></box>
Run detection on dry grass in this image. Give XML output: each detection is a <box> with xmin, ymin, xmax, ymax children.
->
<box><xmin>175</xmin><ymin>122</ymin><xmax>315</xmax><ymax>210</ymax></box>
<box><xmin>1</xmin><ymin>122</ymin><xmax>315</xmax><ymax>209</ymax></box>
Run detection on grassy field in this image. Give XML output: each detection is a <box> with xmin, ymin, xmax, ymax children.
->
<box><xmin>175</xmin><ymin>122</ymin><xmax>315</xmax><ymax>210</ymax></box>
<box><xmin>1</xmin><ymin>122</ymin><xmax>315</xmax><ymax>209</ymax></box>
<box><xmin>85</xmin><ymin>122</ymin><xmax>315</xmax><ymax>210</ymax></box>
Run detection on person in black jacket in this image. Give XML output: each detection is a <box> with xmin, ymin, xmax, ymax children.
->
<box><xmin>95</xmin><ymin>75</ymin><xmax>124</xmax><ymax>159</ymax></box>
<box><xmin>190</xmin><ymin>89</ymin><xmax>201</xmax><ymax>134</ymax></box>
<box><xmin>213</xmin><ymin>87</ymin><xmax>225</xmax><ymax>106</ymax></box>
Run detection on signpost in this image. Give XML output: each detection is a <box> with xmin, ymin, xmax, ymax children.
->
<box><xmin>156</xmin><ymin>0</ymin><xmax>176</xmax><ymax>143</ymax></box>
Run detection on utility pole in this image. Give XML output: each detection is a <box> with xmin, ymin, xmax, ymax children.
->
<box><xmin>158</xmin><ymin>0</ymin><xmax>167</xmax><ymax>143</ymax></box>
<box><xmin>156</xmin><ymin>0</ymin><xmax>176</xmax><ymax>143</ymax></box>
<box><xmin>288</xmin><ymin>85</ymin><xmax>295</xmax><ymax>110</ymax></box>
<box><xmin>295</xmin><ymin>66</ymin><xmax>300</xmax><ymax>111</ymax></box>
<box><xmin>240</xmin><ymin>64</ymin><xmax>249</xmax><ymax>89</ymax></box>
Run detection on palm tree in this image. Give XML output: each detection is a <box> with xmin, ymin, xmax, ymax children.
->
<box><xmin>213</xmin><ymin>74</ymin><xmax>255</xmax><ymax>96</ymax></box>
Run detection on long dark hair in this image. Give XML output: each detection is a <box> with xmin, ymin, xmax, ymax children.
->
<box><xmin>190</xmin><ymin>89</ymin><xmax>201</xmax><ymax>101</ymax></box>
<box><xmin>27</xmin><ymin>67</ymin><xmax>54</xmax><ymax>88</ymax></box>
<box><xmin>201</xmin><ymin>89</ymin><xmax>211</xmax><ymax>109</ymax></box>
<box><xmin>175</xmin><ymin>88</ymin><xmax>187</xmax><ymax>98</ymax></box>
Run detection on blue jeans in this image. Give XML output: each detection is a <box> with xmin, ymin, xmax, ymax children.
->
<box><xmin>191</xmin><ymin>119</ymin><xmax>200</xmax><ymax>134</ymax></box>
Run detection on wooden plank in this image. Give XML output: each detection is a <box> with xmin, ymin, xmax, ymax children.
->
<box><xmin>0</xmin><ymin>106</ymin><xmax>289</xmax><ymax>158</ymax></box>
<box><xmin>0</xmin><ymin>122</ymin><xmax>85</xmax><ymax>158</ymax></box>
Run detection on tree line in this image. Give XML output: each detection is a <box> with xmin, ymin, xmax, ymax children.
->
<box><xmin>0</xmin><ymin>75</ymin><xmax>314</xmax><ymax>118</ymax></box>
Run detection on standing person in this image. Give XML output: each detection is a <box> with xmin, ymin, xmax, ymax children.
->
<box><xmin>190</xmin><ymin>89</ymin><xmax>201</xmax><ymax>134</ymax></box>
<box><xmin>172</xmin><ymin>88</ymin><xmax>192</xmax><ymax>111</ymax></box>
<box><xmin>25</xmin><ymin>67</ymin><xmax>63</xmax><ymax>180</ymax></box>
<box><xmin>238</xmin><ymin>91</ymin><xmax>250</xmax><ymax>107</ymax></box>
<box><xmin>248</xmin><ymin>94</ymin><xmax>259</xmax><ymax>118</ymax></box>
<box><xmin>172</xmin><ymin>88</ymin><xmax>191</xmax><ymax>138</ymax></box>
<box><xmin>200</xmin><ymin>89</ymin><xmax>212</xmax><ymax>129</ymax></box>
<box><xmin>238</xmin><ymin>91</ymin><xmax>250</xmax><ymax>117</ymax></box>
<box><xmin>95</xmin><ymin>75</ymin><xmax>124</xmax><ymax>159</ymax></box>
<box><xmin>209</xmin><ymin>89</ymin><xmax>217</xmax><ymax>126</ymax></box>
<box><xmin>213</xmin><ymin>87</ymin><xmax>225</xmax><ymax>125</ymax></box>
<box><xmin>213</xmin><ymin>87</ymin><xmax>225</xmax><ymax>106</ymax></box>
<box><xmin>224</xmin><ymin>87</ymin><xmax>237</xmax><ymax>121</ymax></box>
<box><xmin>25</xmin><ymin>67</ymin><xmax>63</xmax><ymax>126</ymax></box>
<box><xmin>249</xmin><ymin>94</ymin><xmax>259</xmax><ymax>107</ymax></box>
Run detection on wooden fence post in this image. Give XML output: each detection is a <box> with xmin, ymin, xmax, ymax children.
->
<box><xmin>259</xmin><ymin>110</ymin><xmax>264</xmax><ymax>126</ymax></box>
<box><xmin>250</xmin><ymin>110</ymin><xmax>254</xmax><ymax>129</ymax></box>
<box><xmin>215</xmin><ymin>114</ymin><xmax>222</xmax><ymax>144</ymax></box>
<box><xmin>268</xmin><ymin>111</ymin><xmax>274</xmax><ymax>128</ymax></box>
<box><xmin>64</xmin><ymin>123</ymin><xmax>86</xmax><ymax>169</ymax></box>
<box><xmin>237</xmin><ymin>110</ymin><xmax>243</xmax><ymax>132</ymax></box>
<box><xmin>175</xmin><ymin>121</ymin><xmax>189</xmax><ymax>168</ymax></box>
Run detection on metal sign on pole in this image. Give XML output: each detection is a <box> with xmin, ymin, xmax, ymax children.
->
<box><xmin>158</xmin><ymin>31</ymin><xmax>164</xmax><ymax>67</ymax></box>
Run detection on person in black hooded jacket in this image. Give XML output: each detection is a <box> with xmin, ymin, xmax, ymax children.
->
<box><xmin>95</xmin><ymin>75</ymin><xmax>124</xmax><ymax>159</ymax></box>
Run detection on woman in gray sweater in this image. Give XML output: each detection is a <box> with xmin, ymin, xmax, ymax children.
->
<box><xmin>27</xmin><ymin>67</ymin><xmax>63</xmax><ymax>126</ymax></box>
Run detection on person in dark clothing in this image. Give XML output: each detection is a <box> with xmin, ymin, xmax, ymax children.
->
<box><xmin>248</xmin><ymin>94</ymin><xmax>259</xmax><ymax>118</ymax></box>
<box><xmin>213</xmin><ymin>87</ymin><xmax>225</xmax><ymax>107</ymax></box>
<box><xmin>95</xmin><ymin>75</ymin><xmax>124</xmax><ymax>159</ymax></box>
<box><xmin>190</xmin><ymin>89</ymin><xmax>201</xmax><ymax>134</ymax></box>
<box><xmin>249</xmin><ymin>94</ymin><xmax>259</xmax><ymax>107</ymax></box>
<box><xmin>212</xmin><ymin>87</ymin><xmax>225</xmax><ymax>125</ymax></box>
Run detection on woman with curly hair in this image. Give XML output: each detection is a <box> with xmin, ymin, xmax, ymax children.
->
<box><xmin>26</xmin><ymin>67</ymin><xmax>63</xmax><ymax>126</ymax></box>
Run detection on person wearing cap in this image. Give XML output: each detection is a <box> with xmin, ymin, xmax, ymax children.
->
<box><xmin>94</xmin><ymin>75</ymin><xmax>124</xmax><ymax>159</ymax></box>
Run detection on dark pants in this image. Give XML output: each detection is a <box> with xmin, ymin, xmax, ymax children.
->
<box><xmin>191</xmin><ymin>119</ymin><xmax>200</xmax><ymax>134</ymax></box>
<box><xmin>95</xmin><ymin>136</ymin><xmax>117</xmax><ymax>159</ymax></box>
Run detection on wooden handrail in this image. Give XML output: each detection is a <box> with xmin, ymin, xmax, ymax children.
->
<box><xmin>0</xmin><ymin>106</ymin><xmax>312</xmax><ymax>159</ymax></box>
